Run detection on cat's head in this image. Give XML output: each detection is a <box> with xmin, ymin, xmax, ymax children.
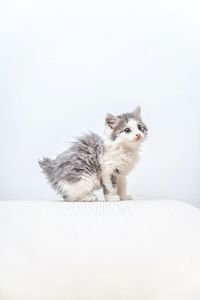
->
<box><xmin>105</xmin><ymin>106</ymin><xmax>148</xmax><ymax>147</ymax></box>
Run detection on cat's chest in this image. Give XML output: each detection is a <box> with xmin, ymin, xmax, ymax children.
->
<box><xmin>101</xmin><ymin>148</ymin><xmax>139</xmax><ymax>175</ymax></box>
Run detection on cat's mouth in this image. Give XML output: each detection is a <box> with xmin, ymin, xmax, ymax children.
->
<box><xmin>130</xmin><ymin>137</ymin><xmax>143</xmax><ymax>143</ymax></box>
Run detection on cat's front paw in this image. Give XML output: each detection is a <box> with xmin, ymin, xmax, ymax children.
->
<box><xmin>121</xmin><ymin>195</ymin><xmax>134</xmax><ymax>200</ymax></box>
<box><xmin>106</xmin><ymin>195</ymin><xmax>120</xmax><ymax>201</ymax></box>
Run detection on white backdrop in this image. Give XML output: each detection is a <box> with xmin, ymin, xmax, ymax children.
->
<box><xmin>0</xmin><ymin>0</ymin><xmax>199</xmax><ymax>206</ymax></box>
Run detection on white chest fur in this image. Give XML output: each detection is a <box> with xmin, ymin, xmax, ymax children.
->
<box><xmin>100</xmin><ymin>144</ymin><xmax>140</xmax><ymax>176</ymax></box>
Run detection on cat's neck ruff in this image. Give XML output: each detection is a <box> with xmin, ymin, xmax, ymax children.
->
<box><xmin>101</xmin><ymin>137</ymin><xmax>140</xmax><ymax>175</ymax></box>
<box><xmin>103</xmin><ymin>135</ymin><xmax>141</xmax><ymax>154</ymax></box>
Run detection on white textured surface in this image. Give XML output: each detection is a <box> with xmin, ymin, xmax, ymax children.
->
<box><xmin>0</xmin><ymin>200</ymin><xmax>200</xmax><ymax>300</ymax></box>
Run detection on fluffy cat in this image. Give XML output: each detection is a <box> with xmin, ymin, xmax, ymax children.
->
<box><xmin>39</xmin><ymin>106</ymin><xmax>148</xmax><ymax>201</ymax></box>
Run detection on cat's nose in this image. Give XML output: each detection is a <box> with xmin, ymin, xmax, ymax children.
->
<box><xmin>135</xmin><ymin>133</ymin><xmax>141</xmax><ymax>139</ymax></box>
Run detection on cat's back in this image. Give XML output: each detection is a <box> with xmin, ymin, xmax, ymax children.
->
<box><xmin>75</xmin><ymin>132</ymin><xmax>104</xmax><ymax>156</ymax></box>
<box><xmin>53</xmin><ymin>132</ymin><xmax>104</xmax><ymax>178</ymax></box>
<box><xmin>56</xmin><ymin>132</ymin><xmax>103</xmax><ymax>160</ymax></box>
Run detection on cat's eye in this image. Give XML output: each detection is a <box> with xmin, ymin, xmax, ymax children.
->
<box><xmin>137</xmin><ymin>124</ymin><xmax>143</xmax><ymax>132</ymax></box>
<box><xmin>124</xmin><ymin>128</ymin><xmax>131</xmax><ymax>133</ymax></box>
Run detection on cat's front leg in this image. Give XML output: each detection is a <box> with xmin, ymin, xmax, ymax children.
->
<box><xmin>117</xmin><ymin>176</ymin><xmax>133</xmax><ymax>200</ymax></box>
<box><xmin>101</xmin><ymin>173</ymin><xmax>120</xmax><ymax>201</ymax></box>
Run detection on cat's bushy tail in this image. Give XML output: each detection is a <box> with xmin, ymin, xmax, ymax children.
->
<box><xmin>38</xmin><ymin>157</ymin><xmax>54</xmax><ymax>176</ymax></box>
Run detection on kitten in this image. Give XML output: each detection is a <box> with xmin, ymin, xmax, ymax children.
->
<box><xmin>39</xmin><ymin>106</ymin><xmax>148</xmax><ymax>201</ymax></box>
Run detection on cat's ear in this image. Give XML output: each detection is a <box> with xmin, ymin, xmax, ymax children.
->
<box><xmin>132</xmin><ymin>106</ymin><xmax>141</xmax><ymax>119</ymax></box>
<box><xmin>105</xmin><ymin>113</ymin><xmax>118</xmax><ymax>129</ymax></box>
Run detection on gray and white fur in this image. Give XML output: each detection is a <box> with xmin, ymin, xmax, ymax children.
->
<box><xmin>39</xmin><ymin>106</ymin><xmax>148</xmax><ymax>201</ymax></box>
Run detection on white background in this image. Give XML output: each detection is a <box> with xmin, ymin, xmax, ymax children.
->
<box><xmin>0</xmin><ymin>0</ymin><xmax>199</xmax><ymax>206</ymax></box>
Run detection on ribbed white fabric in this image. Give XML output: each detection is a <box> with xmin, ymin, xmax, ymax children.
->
<box><xmin>0</xmin><ymin>200</ymin><xmax>200</xmax><ymax>300</ymax></box>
